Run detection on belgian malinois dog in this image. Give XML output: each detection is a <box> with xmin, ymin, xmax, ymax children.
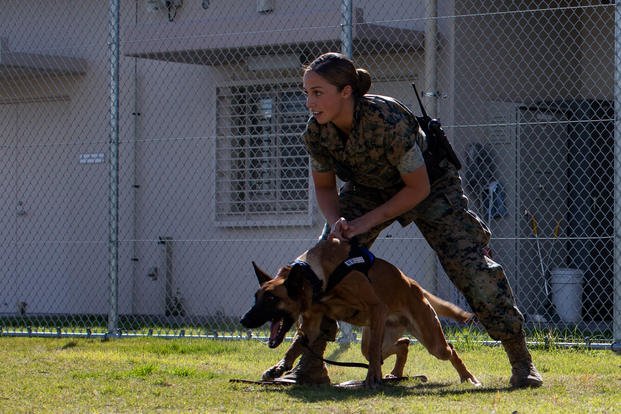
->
<box><xmin>240</xmin><ymin>238</ymin><xmax>480</xmax><ymax>387</ymax></box>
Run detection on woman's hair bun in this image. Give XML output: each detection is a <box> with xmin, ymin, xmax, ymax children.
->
<box><xmin>356</xmin><ymin>68</ymin><xmax>372</xmax><ymax>96</ymax></box>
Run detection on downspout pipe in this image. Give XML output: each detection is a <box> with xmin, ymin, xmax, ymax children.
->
<box><xmin>424</xmin><ymin>0</ymin><xmax>438</xmax><ymax>118</ymax></box>
<box><xmin>340</xmin><ymin>0</ymin><xmax>353</xmax><ymax>59</ymax></box>
<box><xmin>424</xmin><ymin>0</ymin><xmax>441</xmax><ymax>296</ymax></box>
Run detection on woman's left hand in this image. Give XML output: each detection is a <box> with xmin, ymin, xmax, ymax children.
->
<box><xmin>329</xmin><ymin>217</ymin><xmax>351</xmax><ymax>241</ymax></box>
<box><xmin>339</xmin><ymin>217</ymin><xmax>373</xmax><ymax>240</ymax></box>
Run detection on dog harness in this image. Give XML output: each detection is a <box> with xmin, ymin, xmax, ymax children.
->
<box><xmin>291</xmin><ymin>244</ymin><xmax>375</xmax><ymax>302</ymax></box>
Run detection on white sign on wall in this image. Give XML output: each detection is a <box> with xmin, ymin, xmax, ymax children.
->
<box><xmin>79</xmin><ymin>153</ymin><xmax>105</xmax><ymax>164</ymax></box>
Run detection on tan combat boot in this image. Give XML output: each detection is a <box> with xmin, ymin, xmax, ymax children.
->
<box><xmin>276</xmin><ymin>337</ymin><xmax>330</xmax><ymax>385</ymax></box>
<box><xmin>275</xmin><ymin>317</ymin><xmax>337</xmax><ymax>385</ymax></box>
<box><xmin>501</xmin><ymin>335</ymin><xmax>543</xmax><ymax>388</ymax></box>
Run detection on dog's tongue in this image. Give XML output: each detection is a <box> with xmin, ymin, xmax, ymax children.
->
<box><xmin>269</xmin><ymin>319</ymin><xmax>281</xmax><ymax>345</ymax></box>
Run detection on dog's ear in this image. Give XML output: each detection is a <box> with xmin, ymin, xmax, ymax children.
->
<box><xmin>252</xmin><ymin>262</ymin><xmax>272</xmax><ymax>285</ymax></box>
<box><xmin>284</xmin><ymin>265</ymin><xmax>304</xmax><ymax>300</ymax></box>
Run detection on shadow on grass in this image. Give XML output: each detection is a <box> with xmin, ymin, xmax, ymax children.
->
<box><xmin>295</xmin><ymin>382</ymin><xmax>513</xmax><ymax>403</ymax></box>
<box><xmin>229</xmin><ymin>343</ymin><xmax>515</xmax><ymax>401</ymax></box>
<box><xmin>325</xmin><ymin>343</ymin><xmax>354</xmax><ymax>361</ymax></box>
<box><xmin>231</xmin><ymin>377</ymin><xmax>513</xmax><ymax>402</ymax></box>
<box><xmin>300</xmin><ymin>381</ymin><xmax>511</xmax><ymax>402</ymax></box>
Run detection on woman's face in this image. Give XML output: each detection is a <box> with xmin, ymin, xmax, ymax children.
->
<box><xmin>303</xmin><ymin>70</ymin><xmax>353</xmax><ymax>128</ymax></box>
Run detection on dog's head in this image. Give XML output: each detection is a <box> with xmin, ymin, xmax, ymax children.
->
<box><xmin>239</xmin><ymin>262</ymin><xmax>312</xmax><ymax>348</ymax></box>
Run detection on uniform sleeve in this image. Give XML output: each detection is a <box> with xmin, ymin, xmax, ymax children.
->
<box><xmin>385</xmin><ymin>116</ymin><xmax>426</xmax><ymax>175</ymax></box>
<box><xmin>302</xmin><ymin>118</ymin><xmax>334</xmax><ymax>173</ymax></box>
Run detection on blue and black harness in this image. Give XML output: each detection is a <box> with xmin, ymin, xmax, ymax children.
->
<box><xmin>290</xmin><ymin>243</ymin><xmax>375</xmax><ymax>301</ymax></box>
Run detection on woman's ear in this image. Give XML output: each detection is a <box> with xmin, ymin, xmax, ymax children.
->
<box><xmin>341</xmin><ymin>84</ymin><xmax>353</xmax><ymax>99</ymax></box>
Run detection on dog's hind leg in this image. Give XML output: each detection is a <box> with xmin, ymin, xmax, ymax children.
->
<box><xmin>361</xmin><ymin>325</ymin><xmax>409</xmax><ymax>379</ymax></box>
<box><xmin>411</xmin><ymin>302</ymin><xmax>480</xmax><ymax>386</ymax></box>
<box><xmin>445</xmin><ymin>343</ymin><xmax>480</xmax><ymax>386</ymax></box>
<box><xmin>423</xmin><ymin>335</ymin><xmax>480</xmax><ymax>386</ymax></box>
<box><xmin>384</xmin><ymin>337</ymin><xmax>410</xmax><ymax>378</ymax></box>
<box><xmin>381</xmin><ymin>324</ymin><xmax>410</xmax><ymax>379</ymax></box>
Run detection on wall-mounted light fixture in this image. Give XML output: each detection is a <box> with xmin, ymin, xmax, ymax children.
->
<box><xmin>257</xmin><ymin>0</ymin><xmax>274</xmax><ymax>14</ymax></box>
<box><xmin>146</xmin><ymin>0</ymin><xmax>183</xmax><ymax>21</ymax></box>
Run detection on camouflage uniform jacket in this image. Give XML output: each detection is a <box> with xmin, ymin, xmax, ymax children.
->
<box><xmin>303</xmin><ymin>94</ymin><xmax>427</xmax><ymax>226</ymax></box>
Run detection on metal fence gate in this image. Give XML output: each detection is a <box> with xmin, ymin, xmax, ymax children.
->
<box><xmin>0</xmin><ymin>0</ymin><xmax>619</xmax><ymax>347</ymax></box>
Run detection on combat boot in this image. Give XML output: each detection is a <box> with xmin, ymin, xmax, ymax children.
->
<box><xmin>501</xmin><ymin>335</ymin><xmax>543</xmax><ymax>388</ymax></box>
<box><xmin>276</xmin><ymin>337</ymin><xmax>330</xmax><ymax>385</ymax></box>
<box><xmin>275</xmin><ymin>317</ymin><xmax>337</xmax><ymax>385</ymax></box>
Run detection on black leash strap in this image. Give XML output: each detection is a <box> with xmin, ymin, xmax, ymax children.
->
<box><xmin>301</xmin><ymin>338</ymin><xmax>369</xmax><ymax>369</ymax></box>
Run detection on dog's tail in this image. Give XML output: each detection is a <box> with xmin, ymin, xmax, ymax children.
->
<box><xmin>423</xmin><ymin>290</ymin><xmax>474</xmax><ymax>323</ymax></box>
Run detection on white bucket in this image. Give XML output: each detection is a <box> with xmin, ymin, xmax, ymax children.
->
<box><xmin>550</xmin><ymin>268</ymin><xmax>583</xmax><ymax>324</ymax></box>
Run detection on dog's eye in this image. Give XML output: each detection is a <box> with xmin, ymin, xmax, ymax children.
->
<box><xmin>264</xmin><ymin>292</ymin><xmax>276</xmax><ymax>302</ymax></box>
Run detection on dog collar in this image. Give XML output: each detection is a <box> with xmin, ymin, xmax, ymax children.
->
<box><xmin>290</xmin><ymin>260</ymin><xmax>324</xmax><ymax>302</ymax></box>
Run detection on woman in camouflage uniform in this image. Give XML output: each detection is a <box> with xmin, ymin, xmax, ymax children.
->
<box><xmin>270</xmin><ymin>52</ymin><xmax>542</xmax><ymax>388</ymax></box>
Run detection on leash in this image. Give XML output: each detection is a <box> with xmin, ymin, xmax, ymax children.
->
<box><xmin>300</xmin><ymin>337</ymin><xmax>369</xmax><ymax>369</ymax></box>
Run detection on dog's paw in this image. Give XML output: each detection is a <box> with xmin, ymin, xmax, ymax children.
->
<box><xmin>463</xmin><ymin>376</ymin><xmax>482</xmax><ymax>387</ymax></box>
<box><xmin>261</xmin><ymin>361</ymin><xmax>291</xmax><ymax>381</ymax></box>
<box><xmin>364</xmin><ymin>374</ymin><xmax>384</xmax><ymax>389</ymax></box>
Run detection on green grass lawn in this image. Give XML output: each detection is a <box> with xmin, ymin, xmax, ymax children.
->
<box><xmin>0</xmin><ymin>336</ymin><xmax>618</xmax><ymax>413</ymax></box>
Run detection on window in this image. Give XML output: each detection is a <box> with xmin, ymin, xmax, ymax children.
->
<box><xmin>215</xmin><ymin>82</ymin><xmax>311</xmax><ymax>226</ymax></box>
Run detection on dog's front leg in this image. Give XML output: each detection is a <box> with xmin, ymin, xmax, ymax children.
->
<box><xmin>261</xmin><ymin>333</ymin><xmax>305</xmax><ymax>381</ymax></box>
<box><xmin>364</xmin><ymin>302</ymin><xmax>388</xmax><ymax>388</ymax></box>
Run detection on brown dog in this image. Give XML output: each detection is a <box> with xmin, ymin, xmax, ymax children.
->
<box><xmin>240</xmin><ymin>238</ymin><xmax>480</xmax><ymax>387</ymax></box>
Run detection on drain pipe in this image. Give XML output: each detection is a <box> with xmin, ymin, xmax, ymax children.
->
<box><xmin>340</xmin><ymin>0</ymin><xmax>353</xmax><ymax>59</ymax></box>
<box><xmin>424</xmin><ymin>0</ymin><xmax>438</xmax><ymax>118</ymax></box>
<box><xmin>613</xmin><ymin>0</ymin><xmax>621</xmax><ymax>354</ymax></box>
<box><xmin>424</xmin><ymin>0</ymin><xmax>441</xmax><ymax>295</ymax></box>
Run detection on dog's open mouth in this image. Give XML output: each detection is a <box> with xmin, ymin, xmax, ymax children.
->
<box><xmin>268</xmin><ymin>315</ymin><xmax>294</xmax><ymax>348</ymax></box>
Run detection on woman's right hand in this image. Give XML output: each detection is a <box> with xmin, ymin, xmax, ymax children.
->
<box><xmin>329</xmin><ymin>217</ymin><xmax>351</xmax><ymax>241</ymax></box>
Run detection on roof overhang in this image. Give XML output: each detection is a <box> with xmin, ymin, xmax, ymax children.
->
<box><xmin>124</xmin><ymin>9</ymin><xmax>426</xmax><ymax>66</ymax></box>
<box><xmin>0</xmin><ymin>39</ymin><xmax>88</xmax><ymax>80</ymax></box>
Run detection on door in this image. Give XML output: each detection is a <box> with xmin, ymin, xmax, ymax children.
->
<box><xmin>0</xmin><ymin>106</ymin><xmax>17</xmax><ymax>314</ymax></box>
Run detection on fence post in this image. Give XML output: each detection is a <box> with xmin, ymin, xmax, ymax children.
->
<box><xmin>107</xmin><ymin>0</ymin><xmax>120</xmax><ymax>336</ymax></box>
<box><xmin>340</xmin><ymin>0</ymin><xmax>352</xmax><ymax>58</ymax></box>
<box><xmin>613</xmin><ymin>0</ymin><xmax>621</xmax><ymax>353</ymax></box>
<box><xmin>335</xmin><ymin>0</ymin><xmax>356</xmax><ymax>345</ymax></box>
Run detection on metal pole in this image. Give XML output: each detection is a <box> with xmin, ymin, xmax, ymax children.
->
<box><xmin>340</xmin><ymin>0</ymin><xmax>353</xmax><ymax>58</ymax></box>
<box><xmin>424</xmin><ymin>0</ymin><xmax>441</xmax><ymax>296</ymax></box>
<box><xmin>108</xmin><ymin>0</ymin><xmax>120</xmax><ymax>336</ymax></box>
<box><xmin>613</xmin><ymin>0</ymin><xmax>621</xmax><ymax>353</ymax></box>
<box><xmin>424</xmin><ymin>0</ymin><xmax>438</xmax><ymax>118</ymax></box>
<box><xmin>337</xmin><ymin>0</ymin><xmax>355</xmax><ymax>344</ymax></box>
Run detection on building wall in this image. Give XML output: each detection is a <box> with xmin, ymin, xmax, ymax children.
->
<box><xmin>0</xmin><ymin>1</ymin><xmax>614</xmax><ymax>323</ymax></box>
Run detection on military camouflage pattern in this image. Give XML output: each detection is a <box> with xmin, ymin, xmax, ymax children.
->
<box><xmin>318</xmin><ymin>164</ymin><xmax>524</xmax><ymax>340</ymax></box>
<box><xmin>303</xmin><ymin>94</ymin><xmax>426</xmax><ymax>188</ymax></box>
<box><xmin>305</xmin><ymin>96</ymin><xmax>524</xmax><ymax>341</ymax></box>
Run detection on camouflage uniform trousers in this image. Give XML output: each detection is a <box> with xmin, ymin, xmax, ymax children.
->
<box><xmin>320</xmin><ymin>165</ymin><xmax>525</xmax><ymax>341</ymax></box>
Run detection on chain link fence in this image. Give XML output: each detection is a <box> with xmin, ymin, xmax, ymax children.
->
<box><xmin>0</xmin><ymin>0</ymin><xmax>619</xmax><ymax>345</ymax></box>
